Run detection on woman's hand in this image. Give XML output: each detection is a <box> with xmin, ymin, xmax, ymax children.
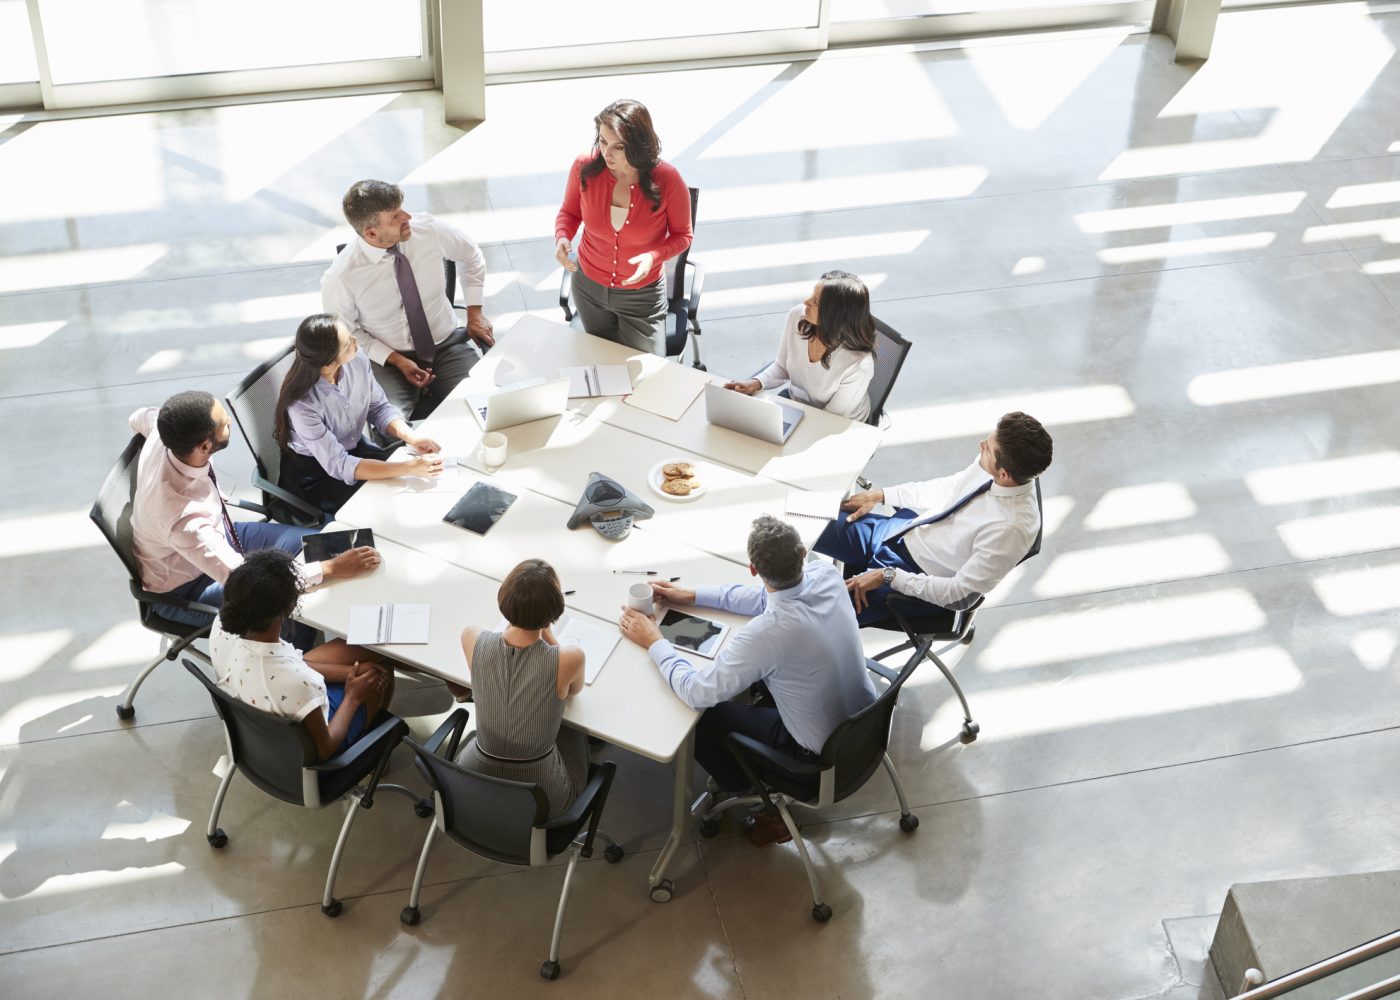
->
<box><xmin>621</xmin><ymin>252</ymin><xmax>654</xmax><ymax>285</ymax></box>
<box><xmin>723</xmin><ymin>379</ymin><xmax>762</xmax><ymax>395</ymax></box>
<box><xmin>556</xmin><ymin>237</ymin><xmax>579</xmax><ymax>272</ymax></box>
<box><xmin>406</xmin><ymin>433</ymin><xmax>441</xmax><ymax>455</ymax></box>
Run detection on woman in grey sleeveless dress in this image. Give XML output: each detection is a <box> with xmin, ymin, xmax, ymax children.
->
<box><xmin>456</xmin><ymin>559</ymin><xmax>589</xmax><ymax>819</ymax></box>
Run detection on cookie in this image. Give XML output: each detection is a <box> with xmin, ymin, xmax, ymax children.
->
<box><xmin>675</xmin><ymin>476</ymin><xmax>702</xmax><ymax>491</ymax></box>
<box><xmin>661</xmin><ymin>478</ymin><xmax>693</xmax><ymax>496</ymax></box>
<box><xmin>663</xmin><ymin>462</ymin><xmax>695</xmax><ymax>479</ymax></box>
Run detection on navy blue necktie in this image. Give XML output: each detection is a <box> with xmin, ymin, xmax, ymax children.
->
<box><xmin>885</xmin><ymin>479</ymin><xmax>993</xmax><ymax>544</ymax></box>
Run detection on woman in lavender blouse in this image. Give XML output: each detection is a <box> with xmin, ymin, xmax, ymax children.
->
<box><xmin>275</xmin><ymin>313</ymin><xmax>444</xmax><ymax>515</ymax></box>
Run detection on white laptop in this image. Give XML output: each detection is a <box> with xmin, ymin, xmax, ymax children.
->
<box><xmin>702</xmin><ymin>383</ymin><xmax>805</xmax><ymax>444</ymax></box>
<box><xmin>465</xmin><ymin>377</ymin><xmax>570</xmax><ymax>432</ymax></box>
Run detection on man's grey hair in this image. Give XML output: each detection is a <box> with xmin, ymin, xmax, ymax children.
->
<box><xmin>342</xmin><ymin>179</ymin><xmax>403</xmax><ymax>235</ymax></box>
<box><xmin>747</xmin><ymin>515</ymin><xmax>805</xmax><ymax>590</ymax></box>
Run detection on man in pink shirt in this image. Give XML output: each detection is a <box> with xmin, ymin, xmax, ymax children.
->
<box><xmin>128</xmin><ymin>390</ymin><xmax>379</xmax><ymax>640</ymax></box>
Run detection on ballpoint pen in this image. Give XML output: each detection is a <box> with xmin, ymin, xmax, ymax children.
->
<box><xmin>612</xmin><ymin>570</ymin><xmax>657</xmax><ymax>575</ymax></box>
<box><xmin>669</xmin><ymin>576</ymin><xmax>681</xmax><ymax>582</ymax></box>
<box><xmin>563</xmin><ymin>590</ymin><xmax>576</xmax><ymax>596</ymax></box>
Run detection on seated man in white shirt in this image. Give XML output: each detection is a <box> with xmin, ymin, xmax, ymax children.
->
<box><xmin>618</xmin><ymin>516</ymin><xmax>877</xmax><ymax>845</ymax></box>
<box><xmin>815</xmin><ymin>411</ymin><xmax>1052</xmax><ymax>626</ymax></box>
<box><xmin>128</xmin><ymin>390</ymin><xmax>379</xmax><ymax>642</ymax></box>
<box><xmin>321</xmin><ymin>179</ymin><xmax>495</xmax><ymax>423</ymax></box>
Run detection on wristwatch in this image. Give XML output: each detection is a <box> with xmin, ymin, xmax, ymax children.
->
<box><xmin>881</xmin><ymin>566</ymin><xmax>896</xmax><ymax>587</ymax></box>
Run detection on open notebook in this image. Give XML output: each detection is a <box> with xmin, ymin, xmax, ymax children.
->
<box><xmin>493</xmin><ymin>612</ymin><xmax>619</xmax><ymax>685</ymax></box>
<box><xmin>347</xmin><ymin>604</ymin><xmax>430</xmax><ymax>645</ymax></box>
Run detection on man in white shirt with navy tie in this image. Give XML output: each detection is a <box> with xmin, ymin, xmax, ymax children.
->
<box><xmin>321</xmin><ymin>179</ymin><xmax>495</xmax><ymax>422</ymax></box>
<box><xmin>815</xmin><ymin>411</ymin><xmax>1052</xmax><ymax>625</ymax></box>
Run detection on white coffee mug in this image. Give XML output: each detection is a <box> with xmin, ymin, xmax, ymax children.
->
<box><xmin>626</xmin><ymin>582</ymin><xmax>654</xmax><ymax>616</ymax></box>
<box><xmin>480</xmin><ymin>432</ymin><xmax>508</xmax><ymax>468</ymax></box>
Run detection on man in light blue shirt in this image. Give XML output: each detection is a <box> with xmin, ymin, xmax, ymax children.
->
<box><xmin>619</xmin><ymin>516</ymin><xmax>877</xmax><ymax>805</ymax></box>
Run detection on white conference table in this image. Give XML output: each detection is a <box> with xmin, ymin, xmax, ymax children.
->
<box><xmin>300</xmin><ymin>314</ymin><xmax>882</xmax><ymax>899</ymax></box>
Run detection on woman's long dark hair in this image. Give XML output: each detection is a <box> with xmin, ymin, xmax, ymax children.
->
<box><xmin>580</xmin><ymin>99</ymin><xmax>663</xmax><ymax>212</ymax></box>
<box><xmin>274</xmin><ymin>314</ymin><xmax>342</xmax><ymax>451</ymax></box>
<box><xmin>798</xmin><ymin>270</ymin><xmax>877</xmax><ymax>369</ymax></box>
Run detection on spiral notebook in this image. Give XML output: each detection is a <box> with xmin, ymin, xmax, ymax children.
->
<box><xmin>347</xmin><ymin>604</ymin><xmax>430</xmax><ymax>645</ymax></box>
<box><xmin>784</xmin><ymin>489</ymin><xmax>845</xmax><ymax>521</ymax></box>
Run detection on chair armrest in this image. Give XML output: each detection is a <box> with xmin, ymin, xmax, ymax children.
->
<box><xmin>311</xmin><ymin>712</ymin><xmax>408</xmax><ymax>774</ymax></box>
<box><xmin>559</xmin><ymin>271</ymin><xmax>574</xmax><ymax>322</ymax></box>
<box><xmin>132</xmin><ymin>579</ymin><xmax>218</xmax><ymax>619</ymax></box>
<box><xmin>227</xmin><ymin>498</ymin><xmax>269</xmax><ymax>518</ymax></box>
<box><xmin>686</xmin><ymin>261</ymin><xmax>705</xmax><ymax>323</ymax></box>
<box><xmin>423</xmin><ymin>708</ymin><xmax>471</xmax><ymax>759</ymax></box>
<box><xmin>544</xmin><ymin>761</ymin><xmax>616</xmax><ymax>856</ymax></box>
<box><xmin>250</xmin><ymin>470</ymin><xmax>327</xmax><ymax>526</ymax></box>
<box><xmin>726</xmin><ymin>733</ymin><xmax>823</xmax><ymax>813</ymax></box>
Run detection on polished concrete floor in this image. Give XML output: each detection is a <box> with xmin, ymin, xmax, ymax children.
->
<box><xmin>4</xmin><ymin>6</ymin><xmax>1400</xmax><ymax>998</ymax></box>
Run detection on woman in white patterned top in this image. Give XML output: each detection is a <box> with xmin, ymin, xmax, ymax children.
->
<box><xmin>724</xmin><ymin>270</ymin><xmax>877</xmax><ymax>422</ymax></box>
<box><xmin>211</xmin><ymin>549</ymin><xmax>393</xmax><ymax>760</ymax></box>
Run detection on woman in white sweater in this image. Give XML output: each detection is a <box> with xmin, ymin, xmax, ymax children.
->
<box><xmin>725</xmin><ymin>270</ymin><xmax>877</xmax><ymax>422</ymax></box>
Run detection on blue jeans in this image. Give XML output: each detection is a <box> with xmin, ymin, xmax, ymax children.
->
<box><xmin>153</xmin><ymin>521</ymin><xmax>317</xmax><ymax>646</ymax></box>
<box><xmin>813</xmin><ymin>509</ymin><xmax>932</xmax><ymax>625</ymax></box>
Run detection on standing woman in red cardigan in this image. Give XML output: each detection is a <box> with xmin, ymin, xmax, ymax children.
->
<box><xmin>554</xmin><ymin>99</ymin><xmax>693</xmax><ymax>355</ymax></box>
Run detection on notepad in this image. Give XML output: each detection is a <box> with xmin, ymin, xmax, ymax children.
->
<box><xmin>347</xmin><ymin>604</ymin><xmax>430</xmax><ymax>645</ymax></box>
<box><xmin>785</xmin><ymin>489</ymin><xmax>845</xmax><ymax>521</ymax></box>
<box><xmin>561</xmin><ymin>364</ymin><xmax>633</xmax><ymax>398</ymax></box>
<box><xmin>622</xmin><ymin>363</ymin><xmax>709</xmax><ymax>421</ymax></box>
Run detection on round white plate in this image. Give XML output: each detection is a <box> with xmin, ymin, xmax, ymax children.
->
<box><xmin>647</xmin><ymin>460</ymin><xmax>708</xmax><ymax>503</ymax></box>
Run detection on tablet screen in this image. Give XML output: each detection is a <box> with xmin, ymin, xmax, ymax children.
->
<box><xmin>443</xmin><ymin>482</ymin><xmax>517</xmax><ymax>535</ymax></box>
<box><xmin>658</xmin><ymin>609</ymin><xmax>729</xmax><ymax>659</ymax></box>
<box><xmin>301</xmin><ymin>527</ymin><xmax>375</xmax><ymax>563</ymax></box>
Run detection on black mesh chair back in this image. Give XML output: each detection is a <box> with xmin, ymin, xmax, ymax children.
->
<box><xmin>823</xmin><ymin>654</ymin><xmax>919</xmax><ymax>802</ymax></box>
<box><xmin>227</xmin><ymin>345</ymin><xmax>295</xmax><ymax>489</ymax></box>
<box><xmin>866</xmin><ymin>318</ymin><xmax>912</xmax><ymax>427</ymax></box>
<box><xmin>663</xmin><ymin>187</ymin><xmax>700</xmax><ymax>358</ymax></box>
<box><xmin>90</xmin><ymin>433</ymin><xmax>148</xmax><ymax>594</ymax></box>
<box><xmin>412</xmin><ymin>742</ymin><xmax>550</xmax><ymax>866</ymax></box>
<box><xmin>184</xmin><ymin>660</ymin><xmax>317</xmax><ymax>804</ymax></box>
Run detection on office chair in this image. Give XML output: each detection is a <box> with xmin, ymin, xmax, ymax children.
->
<box><xmin>183</xmin><ymin>659</ymin><xmax>428</xmax><ymax>917</ymax></box>
<box><xmin>866</xmin><ymin>319</ymin><xmax>912</xmax><ymax>428</ymax></box>
<box><xmin>399</xmin><ymin>709</ymin><xmax>623</xmax><ymax>980</ymax></box>
<box><xmin>693</xmin><ymin>647</ymin><xmax>923</xmax><ymax>923</ymax></box>
<box><xmin>91</xmin><ymin>433</ymin><xmax>253</xmax><ymax>721</ymax></box>
<box><xmin>225</xmin><ymin>345</ymin><xmax>328</xmax><ymax>528</ymax></box>
<box><xmin>334</xmin><ymin>242</ymin><xmax>458</xmax><ymax>314</ymax></box>
<box><xmin>560</xmin><ymin>187</ymin><xmax>707</xmax><ymax>370</ymax></box>
<box><xmin>862</xmin><ymin>478</ymin><xmax>1045</xmax><ymax>745</ymax></box>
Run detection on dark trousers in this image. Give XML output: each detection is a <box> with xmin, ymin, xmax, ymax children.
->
<box><xmin>813</xmin><ymin>509</ymin><xmax>940</xmax><ymax>626</ymax></box>
<box><xmin>696</xmin><ymin>700</ymin><xmax>818</xmax><ymax>793</ymax></box>
<box><xmin>371</xmin><ymin>326</ymin><xmax>480</xmax><ymax>424</ymax></box>
<box><xmin>571</xmin><ymin>269</ymin><xmax>668</xmax><ymax>356</ymax></box>
<box><xmin>279</xmin><ymin>439</ymin><xmax>390</xmax><ymax>516</ymax></box>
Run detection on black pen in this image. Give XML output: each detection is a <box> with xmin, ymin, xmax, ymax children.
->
<box><xmin>669</xmin><ymin>576</ymin><xmax>681</xmax><ymax>582</ymax></box>
<box><xmin>563</xmin><ymin>590</ymin><xmax>576</xmax><ymax>596</ymax></box>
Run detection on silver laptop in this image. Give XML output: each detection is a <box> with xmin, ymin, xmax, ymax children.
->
<box><xmin>465</xmin><ymin>377</ymin><xmax>570</xmax><ymax>432</ymax></box>
<box><xmin>703</xmin><ymin>383</ymin><xmax>805</xmax><ymax>444</ymax></box>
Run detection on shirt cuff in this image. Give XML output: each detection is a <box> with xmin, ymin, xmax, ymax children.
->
<box><xmin>299</xmin><ymin>559</ymin><xmax>326</xmax><ymax>588</ymax></box>
<box><xmin>693</xmin><ymin>586</ymin><xmax>724</xmax><ymax>609</ymax></box>
<box><xmin>461</xmin><ymin>289</ymin><xmax>484</xmax><ymax>308</ymax></box>
<box><xmin>890</xmin><ymin>569</ymin><xmax>917</xmax><ymax>595</ymax></box>
<box><xmin>364</xmin><ymin>338</ymin><xmax>393</xmax><ymax>367</ymax></box>
<box><xmin>647</xmin><ymin>637</ymin><xmax>677</xmax><ymax>666</ymax></box>
<box><xmin>882</xmin><ymin>484</ymin><xmax>910</xmax><ymax>509</ymax></box>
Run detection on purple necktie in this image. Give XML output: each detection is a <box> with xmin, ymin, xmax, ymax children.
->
<box><xmin>389</xmin><ymin>243</ymin><xmax>436</xmax><ymax>366</ymax></box>
<box><xmin>206</xmin><ymin>466</ymin><xmax>245</xmax><ymax>555</ymax></box>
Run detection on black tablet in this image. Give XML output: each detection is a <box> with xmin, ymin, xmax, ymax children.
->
<box><xmin>443</xmin><ymin>482</ymin><xmax>517</xmax><ymax>535</ymax></box>
<box><xmin>301</xmin><ymin>527</ymin><xmax>375</xmax><ymax>563</ymax></box>
<box><xmin>658</xmin><ymin>609</ymin><xmax>730</xmax><ymax>659</ymax></box>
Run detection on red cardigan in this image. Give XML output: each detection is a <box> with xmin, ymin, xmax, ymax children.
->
<box><xmin>555</xmin><ymin>154</ymin><xmax>693</xmax><ymax>289</ymax></box>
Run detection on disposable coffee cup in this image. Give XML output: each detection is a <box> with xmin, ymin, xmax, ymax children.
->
<box><xmin>481</xmin><ymin>432</ymin><xmax>508</xmax><ymax>468</ymax></box>
<box><xmin>626</xmin><ymin>582</ymin><xmax>654</xmax><ymax>616</ymax></box>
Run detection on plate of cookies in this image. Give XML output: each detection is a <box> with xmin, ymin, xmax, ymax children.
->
<box><xmin>649</xmin><ymin>460</ymin><xmax>707</xmax><ymax>502</ymax></box>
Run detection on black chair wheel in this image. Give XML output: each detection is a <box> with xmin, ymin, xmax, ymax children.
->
<box><xmin>540</xmin><ymin>960</ymin><xmax>561</xmax><ymax>980</ymax></box>
<box><xmin>960</xmin><ymin>627</ymin><xmax>976</xmax><ymax>645</ymax></box>
<box><xmin>812</xmin><ymin>903</ymin><xmax>833</xmax><ymax>923</ymax></box>
<box><xmin>400</xmin><ymin>906</ymin><xmax>421</xmax><ymax>926</ymax></box>
<box><xmin>321</xmin><ymin>899</ymin><xmax>343</xmax><ymax>918</ymax></box>
<box><xmin>604</xmin><ymin>844</ymin><xmax>624</xmax><ymax>864</ymax></box>
<box><xmin>649</xmin><ymin>879</ymin><xmax>674</xmax><ymax>903</ymax></box>
<box><xmin>207</xmin><ymin>829</ymin><xmax>228</xmax><ymax>848</ymax></box>
<box><xmin>698</xmin><ymin>818</ymin><xmax>721</xmax><ymax>839</ymax></box>
<box><xmin>899</xmin><ymin>814</ymin><xmax>919</xmax><ymax>833</ymax></box>
<box><xmin>694</xmin><ymin>363</ymin><xmax>707</xmax><ymax>372</ymax></box>
<box><xmin>959</xmin><ymin>721</ymin><xmax>980</xmax><ymax>745</ymax></box>
<box><xmin>414</xmin><ymin>799</ymin><xmax>434</xmax><ymax>819</ymax></box>
<box><xmin>115</xmin><ymin>703</ymin><xmax>135</xmax><ymax>721</ymax></box>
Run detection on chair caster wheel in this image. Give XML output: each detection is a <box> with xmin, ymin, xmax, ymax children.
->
<box><xmin>540</xmin><ymin>960</ymin><xmax>561</xmax><ymax>980</ymax></box>
<box><xmin>899</xmin><ymin>814</ymin><xmax>919</xmax><ymax>833</ymax></box>
<box><xmin>321</xmin><ymin>899</ymin><xmax>343</xmax><ymax>918</ymax></box>
<box><xmin>812</xmin><ymin>903</ymin><xmax>833</xmax><ymax>923</ymax></box>
<box><xmin>699</xmin><ymin>818</ymin><xmax>721</xmax><ymax>838</ymax></box>
<box><xmin>115</xmin><ymin>703</ymin><xmax>135</xmax><ymax>721</ymax></box>
<box><xmin>694</xmin><ymin>363</ymin><xmax>708</xmax><ymax>372</ymax></box>
<box><xmin>414</xmin><ymin>800</ymin><xmax>434</xmax><ymax>819</ymax></box>
<box><xmin>959</xmin><ymin>721</ymin><xmax>979</xmax><ymax>744</ymax></box>
<box><xmin>207</xmin><ymin>829</ymin><xmax>228</xmax><ymax>848</ymax></box>
<box><xmin>961</xmin><ymin>628</ymin><xmax>976</xmax><ymax>645</ymax></box>
<box><xmin>604</xmin><ymin>844</ymin><xmax>624</xmax><ymax>863</ymax></box>
<box><xmin>400</xmin><ymin>906</ymin><xmax>421</xmax><ymax>926</ymax></box>
<box><xmin>650</xmin><ymin>879</ymin><xmax>674</xmax><ymax>903</ymax></box>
